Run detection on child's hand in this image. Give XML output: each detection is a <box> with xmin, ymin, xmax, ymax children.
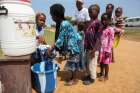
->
<box><xmin>44</xmin><ymin>47</ymin><xmax>52</xmax><ymax>58</ymax></box>
<box><xmin>90</xmin><ymin>49</ymin><xmax>96</xmax><ymax>58</ymax></box>
<box><xmin>105</xmin><ymin>52</ymin><xmax>110</xmax><ymax>59</ymax></box>
<box><xmin>37</xmin><ymin>36</ymin><xmax>46</xmax><ymax>44</ymax></box>
<box><xmin>78</xmin><ymin>22</ymin><xmax>85</xmax><ymax>31</ymax></box>
<box><xmin>47</xmin><ymin>47</ymin><xmax>52</xmax><ymax>56</ymax></box>
<box><xmin>51</xmin><ymin>43</ymin><xmax>55</xmax><ymax>49</ymax></box>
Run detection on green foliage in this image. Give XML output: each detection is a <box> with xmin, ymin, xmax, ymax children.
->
<box><xmin>65</xmin><ymin>16</ymin><xmax>75</xmax><ymax>25</ymax></box>
<box><xmin>51</xmin><ymin>24</ymin><xmax>56</xmax><ymax>28</ymax></box>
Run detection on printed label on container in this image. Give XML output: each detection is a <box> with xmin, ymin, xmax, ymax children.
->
<box><xmin>13</xmin><ymin>16</ymin><xmax>36</xmax><ymax>38</ymax></box>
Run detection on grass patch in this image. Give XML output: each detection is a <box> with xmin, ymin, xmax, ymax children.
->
<box><xmin>124</xmin><ymin>28</ymin><xmax>140</xmax><ymax>41</ymax></box>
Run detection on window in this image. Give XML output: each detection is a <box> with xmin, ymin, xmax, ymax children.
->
<box><xmin>128</xmin><ymin>19</ymin><xmax>134</xmax><ymax>22</ymax></box>
<box><xmin>125</xmin><ymin>20</ymin><xmax>128</xmax><ymax>22</ymax></box>
<box><xmin>135</xmin><ymin>18</ymin><xmax>140</xmax><ymax>22</ymax></box>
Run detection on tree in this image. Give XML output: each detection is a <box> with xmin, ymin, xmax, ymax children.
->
<box><xmin>123</xmin><ymin>16</ymin><xmax>128</xmax><ymax>20</ymax></box>
<box><xmin>65</xmin><ymin>16</ymin><xmax>75</xmax><ymax>25</ymax></box>
<box><xmin>51</xmin><ymin>24</ymin><xmax>56</xmax><ymax>28</ymax></box>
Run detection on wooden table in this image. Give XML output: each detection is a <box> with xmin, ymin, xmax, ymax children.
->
<box><xmin>0</xmin><ymin>55</ymin><xmax>32</xmax><ymax>93</ymax></box>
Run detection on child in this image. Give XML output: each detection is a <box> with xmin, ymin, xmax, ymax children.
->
<box><xmin>113</xmin><ymin>7</ymin><xmax>125</xmax><ymax>48</ymax></box>
<box><xmin>50</xmin><ymin>4</ymin><xmax>82</xmax><ymax>86</ymax></box>
<box><xmin>77</xmin><ymin>22</ymin><xmax>86</xmax><ymax>71</ymax></box>
<box><xmin>115</xmin><ymin>7</ymin><xmax>124</xmax><ymax>31</ymax></box>
<box><xmin>35</xmin><ymin>12</ymin><xmax>46</xmax><ymax>44</ymax></box>
<box><xmin>74</xmin><ymin>0</ymin><xmax>90</xmax><ymax>71</ymax></box>
<box><xmin>32</xmin><ymin>13</ymin><xmax>47</xmax><ymax>63</ymax></box>
<box><xmin>99</xmin><ymin>13</ymin><xmax>114</xmax><ymax>81</ymax></box>
<box><xmin>106</xmin><ymin>4</ymin><xmax>115</xmax><ymax>62</ymax></box>
<box><xmin>83</xmin><ymin>4</ymin><xmax>102</xmax><ymax>85</ymax></box>
<box><xmin>106</xmin><ymin>4</ymin><xmax>114</xmax><ymax>25</ymax></box>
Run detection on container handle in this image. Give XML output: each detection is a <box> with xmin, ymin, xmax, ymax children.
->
<box><xmin>0</xmin><ymin>6</ymin><xmax>8</xmax><ymax>15</ymax></box>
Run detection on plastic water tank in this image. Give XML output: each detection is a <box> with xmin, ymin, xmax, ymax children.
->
<box><xmin>0</xmin><ymin>0</ymin><xmax>37</xmax><ymax>56</ymax></box>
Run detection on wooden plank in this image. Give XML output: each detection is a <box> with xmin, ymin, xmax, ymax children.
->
<box><xmin>0</xmin><ymin>55</ymin><xmax>31</xmax><ymax>62</ymax></box>
<box><xmin>0</xmin><ymin>56</ymin><xmax>32</xmax><ymax>93</ymax></box>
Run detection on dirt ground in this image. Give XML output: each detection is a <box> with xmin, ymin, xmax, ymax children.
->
<box><xmin>33</xmin><ymin>37</ymin><xmax>140</xmax><ymax>93</ymax></box>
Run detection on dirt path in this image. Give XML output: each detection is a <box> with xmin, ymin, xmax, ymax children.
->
<box><xmin>33</xmin><ymin>38</ymin><xmax>140</xmax><ymax>93</ymax></box>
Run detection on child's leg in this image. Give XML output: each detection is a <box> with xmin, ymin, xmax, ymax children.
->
<box><xmin>112</xmin><ymin>48</ymin><xmax>115</xmax><ymax>63</ymax></box>
<box><xmin>65</xmin><ymin>70</ymin><xmax>78</xmax><ymax>86</ymax></box>
<box><xmin>69</xmin><ymin>70</ymin><xmax>78</xmax><ymax>81</ymax></box>
<box><xmin>83</xmin><ymin>51</ymin><xmax>99</xmax><ymax>85</ymax></box>
<box><xmin>83</xmin><ymin>51</ymin><xmax>90</xmax><ymax>79</ymax></box>
<box><xmin>99</xmin><ymin>63</ymin><xmax>105</xmax><ymax>81</ymax></box>
<box><xmin>104</xmin><ymin>64</ymin><xmax>109</xmax><ymax>80</ymax></box>
<box><xmin>89</xmin><ymin>51</ymin><xmax>99</xmax><ymax>80</ymax></box>
<box><xmin>73</xmin><ymin>70</ymin><xmax>79</xmax><ymax>82</ymax></box>
<box><xmin>70</xmin><ymin>71</ymin><xmax>74</xmax><ymax>80</ymax></box>
<box><xmin>100</xmin><ymin>63</ymin><xmax>105</xmax><ymax>76</ymax></box>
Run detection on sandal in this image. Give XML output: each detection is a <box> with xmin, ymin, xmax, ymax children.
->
<box><xmin>97</xmin><ymin>73</ymin><xmax>103</xmax><ymax>78</ymax></box>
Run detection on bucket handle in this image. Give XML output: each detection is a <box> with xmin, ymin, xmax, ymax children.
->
<box><xmin>0</xmin><ymin>6</ymin><xmax>8</xmax><ymax>15</ymax></box>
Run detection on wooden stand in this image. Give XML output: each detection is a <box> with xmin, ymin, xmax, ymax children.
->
<box><xmin>0</xmin><ymin>55</ymin><xmax>32</xmax><ymax>93</ymax></box>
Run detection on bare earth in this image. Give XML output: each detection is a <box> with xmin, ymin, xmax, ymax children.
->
<box><xmin>33</xmin><ymin>38</ymin><xmax>140</xmax><ymax>93</ymax></box>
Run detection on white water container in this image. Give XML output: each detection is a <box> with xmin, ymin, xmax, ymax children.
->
<box><xmin>0</xmin><ymin>0</ymin><xmax>37</xmax><ymax>56</ymax></box>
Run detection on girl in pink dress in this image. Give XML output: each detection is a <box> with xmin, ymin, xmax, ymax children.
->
<box><xmin>99</xmin><ymin>13</ymin><xmax>114</xmax><ymax>81</ymax></box>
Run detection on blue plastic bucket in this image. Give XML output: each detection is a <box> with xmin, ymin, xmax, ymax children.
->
<box><xmin>31</xmin><ymin>61</ymin><xmax>58</xmax><ymax>93</ymax></box>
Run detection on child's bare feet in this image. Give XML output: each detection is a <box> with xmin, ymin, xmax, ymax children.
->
<box><xmin>104</xmin><ymin>76</ymin><xmax>109</xmax><ymax>81</ymax></box>
<box><xmin>99</xmin><ymin>76</ymin><xmax>104</xmax><ymax>81</ymax></box>
<box><xmin>65</xmin><ymin>79</ymin><xmax>78</xmax><ymax>86</ymax></box>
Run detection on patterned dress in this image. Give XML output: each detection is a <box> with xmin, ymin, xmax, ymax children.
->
<box><xmin>99</xmin><ymin>27</ymin><xmax>114</xmax><ymax>64</ymax></box>
<box><xmin>55</xmin><ymin>20</ymin><xmax>82</xmax><ymax>71</ymax></box>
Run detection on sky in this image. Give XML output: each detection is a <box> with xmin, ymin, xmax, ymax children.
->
<box><xmin>31</xmin><ymin>0</ymin><xmax>140</xmax><ymax>25</ymax></box>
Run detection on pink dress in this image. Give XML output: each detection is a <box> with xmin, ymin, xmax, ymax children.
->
<box><xmin>99</xmin><ymin>27</ymin><xmax>114</xmax><ymax>64</ymax></box>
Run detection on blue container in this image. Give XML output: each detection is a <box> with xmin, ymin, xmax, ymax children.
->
<box><xmin>31</xmin><ymin>61</ymin><xmax>58</xmax><ymax>93</ymax></box>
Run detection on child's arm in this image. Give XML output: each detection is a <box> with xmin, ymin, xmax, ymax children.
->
<box><xmin>55</xmin><ymin>22</ymin><xmax>67</xmax><ymax>50</ymax></box>
<box><xmin>94</xmin><ymin>22</ymin><xmax>102</xmax><ymax>51</ymax></box>
<box><xmin>55</xmin><ymin>30</ymin><xmax>65</xmax><ymax>49</ymax></box>
<box><xmin>105</xmin><ymin>28</ymin><xmax>114</xmax><ymax>53</ymax></box>
<box><xmin>90</xmin><ymin>22</ymin><xmax>102</xmax><ymax>57</ymax></box>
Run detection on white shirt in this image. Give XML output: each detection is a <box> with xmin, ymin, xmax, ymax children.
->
<box><xmin>35</xmin><ymin>27</ymin><xmax>44</xmax><ymax>37</ymax></box>
<box><xmin>74</xmin><ymin>7</ymin><xmax>90</xmax><ymax>23</ymax></box>
<box><xmin>35</xmin><ymin>27</ymin><xmax>45</xmax><ymax>45</ymax></box>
